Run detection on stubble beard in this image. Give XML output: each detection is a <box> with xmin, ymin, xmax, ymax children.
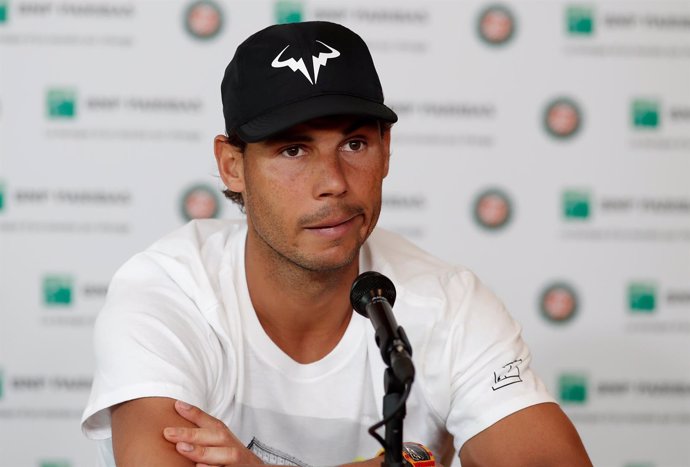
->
<box><xmin>245</xmin><ymin>194</ymin><xmax>380</xmax><ymax>277</ymax></box>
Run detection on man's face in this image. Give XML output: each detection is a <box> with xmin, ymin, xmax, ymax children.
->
<box><xmin>220</xmin><ymin>116</ymin><xmax>391</xmax><ymax>272</ymax></box>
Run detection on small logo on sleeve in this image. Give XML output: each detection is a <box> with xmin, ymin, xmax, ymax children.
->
<box><xmin>492</xmin><ymin>359</ymin><xmax>523</xmax><ymax>390</ymax></box>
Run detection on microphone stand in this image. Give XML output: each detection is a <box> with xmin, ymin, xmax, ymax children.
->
<box><xmin>382</xmin><ymin>367</ymin><xmax>406</xmax><ymax>467</ymax></box>
<box><xmin>378</xmin><ymin>331</ymin><xmax>414</xmax><ymax>467</ymax></box>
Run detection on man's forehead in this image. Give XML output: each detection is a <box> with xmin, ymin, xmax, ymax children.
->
<box><xmin>263</xmin><ymin>116</ymin><xmax>381</xmax><ymax>143</ymax></box>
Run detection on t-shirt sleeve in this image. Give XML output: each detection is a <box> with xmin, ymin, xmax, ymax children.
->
<box><xmin>446</xmin><ymin>270</ymin><xmax>555</xmax><ymax>451</ymax></box>
<box><xmin>80</xmin><ymin>252</ymin><xmax>221</xmax><ymax>440</ymax></box>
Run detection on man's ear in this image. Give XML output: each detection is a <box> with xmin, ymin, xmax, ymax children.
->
<box><xmin>214</xmin><ymin>135</ymin><xmax>245</xmax><ymax>193</ymax></box>
<box><xmin>382</xmin><ymin>127</ymin><xmax>392</xmax><ymax>178</ymax></box>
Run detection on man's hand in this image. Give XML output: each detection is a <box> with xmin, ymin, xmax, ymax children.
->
<box><xmin>163</xmin><ymin>400</ymin><xmax>263</xmax><ymax>467</ymax></box>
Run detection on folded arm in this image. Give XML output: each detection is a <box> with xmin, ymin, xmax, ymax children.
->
<box><xmin>459</xmin><ymin>402</ymin><xmax>592</xmax><ymax>467</ymax></box>
<box><xmin>161</xmin><ymin>401</ymin><xmax>399</xmax><ymax>467</ymax></box>
<box><xmin>111</xmin><ymin>397</ymin><xmax>262</xmax><ymax>467</ymax></box>
<box><xmin>111</xmin><ymin>397</ymin><xmax>198</xmax><ymax>467</ymax></box>
<box><xmin>155</xmin><ymin>402</ymin><xmax>587</xmax><ymax>467</ymax></box>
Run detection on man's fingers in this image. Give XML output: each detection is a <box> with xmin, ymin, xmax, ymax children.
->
<box><xmin>173</xmin><ymin>442</ymin><xmax>239</xmax><ymax>465</ymax></box>
<box><xmin>173</xmin><ymin>400</ymin><xmax>241</xmax><ymax>443</ymax></box>
<box><xmin>163</xmin><ymin>426</ymin><xmax>233</xmax><ymax>446</ymax></box>
<box><xmin>173</xmin><ymin>400</ymin><xmax>224</xmax><ymax>429</ymax></box>
<box><xmin>164</xmin><ymin>401</ymin><xmax>259</xmax><ymax>465</ymax></box>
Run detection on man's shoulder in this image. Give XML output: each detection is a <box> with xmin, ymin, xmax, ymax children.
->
<box><xmin>366</xmin><ymin>228</ymin><xmax>454</xmax><ymax>274</ymax></box>
<box><xmin>107</xmin><ymin>219</ymin><xmax>246</xmax><ymax>310</ymax></box>
<box><xmin>365</xmin><ymin>228</ymin><xmax>468</xmax><ymax>301</ymax></box>
<box><xmin>126</xmin><ymin>218</ymin><xmax>246</xmax><ymax>279</ymax></box>
<box><xmin>149</xmin><ymin>218</ymin><xmax>246</xmax><ymax>257</ymax></box>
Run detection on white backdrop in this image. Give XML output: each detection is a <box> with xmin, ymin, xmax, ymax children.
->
<box><xmin>1</xmin><ymin>1</ymin><xmax>690</xmax><ymax>466</ymax></box>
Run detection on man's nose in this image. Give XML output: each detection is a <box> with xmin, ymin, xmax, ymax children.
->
<box><xmin>313</xmin><ymin>152</ymin><xmax>348</xmax><ymax>199</ymax></box>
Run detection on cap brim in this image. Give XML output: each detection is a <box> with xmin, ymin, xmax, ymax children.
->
<box><xmin>236</xmin><ymin>94</ymin><xmax>398</xmax><ymax>143</ymax></box>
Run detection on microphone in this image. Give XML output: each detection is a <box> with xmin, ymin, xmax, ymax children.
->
<box><xmin>350</xmin><ymin>271</ymin><xmax>415</xmax><ymax>384</ymax></box>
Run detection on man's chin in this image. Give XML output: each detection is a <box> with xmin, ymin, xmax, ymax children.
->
<box><xmin>291</xmin><ymin>246</ymin><xmax>360</xmax><ymax>274</ymax></box>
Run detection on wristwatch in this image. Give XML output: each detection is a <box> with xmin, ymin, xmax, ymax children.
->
<box><xmin>376</xmin><ymin>442</ymin><xmax>436</xmax><ymax>467</ymax></box>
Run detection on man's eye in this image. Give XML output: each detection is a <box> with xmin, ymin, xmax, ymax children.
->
<box><xmin>281</xmin><ymin>146</ymin><xmax>305</xmax><ymax>158</ymax></box>
<box><xmin>342</xmin><ymin>140</ymin><xmax>366</xmax><ymax>152</ymax></box>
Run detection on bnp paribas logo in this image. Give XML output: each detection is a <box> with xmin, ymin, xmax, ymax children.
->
<box><xmin>628</xmin><ymin>282</ymin><xmax>656</xmax><ymax>313</ymax></box>
<box><xmin>558</xmin><ymin>373</ymin><xmax>588</xmax><ymax>404</ymax></box>
<box><xmin>0</xmin><ymin>180</ymin><xmax>5</xmax><ymax>212</ymax></box>
<box><xmin>0</xmin><ymin>1</ymin><xmax>8</xmax><ymax>24</ymax></box>
<box><xmin>562</xmin><ymin>190</ymin><xmax>591</xmax><ymax>220</ymax></box>
<box><xmin>543</xmin><ymin>97</ymin><xmax>582</xmax><ymax>139</ymax></box>
<box><xmin>632</xmin><ymin>99</ymin><xmax>660</xmax><ymax>129</ymax></box>
<box><xmin>275</xmin><ymin>0</ymin><xmax>303</xmax><ymax>24</ymax></box>
<box><xmin>180</xmin><ymin>184</ymin><xmax>221</xmax><ymax>222</ymax></box>
<box><xmin>473</xmin><ymin>188</ymin><xmax>512</xmax><ymax>230</ymax></box>
<box><xmin>477</xmin><ymin>4</ymin><xmax>516</xmax><ymax>46</ymax></box>
<box><xmin>540</xmin><ymin>282</ymin><xmax>578</xmax><ymax>324</ymax></box>
<box><xmin>566</xmin><ymin>5</ymin><xmax>595</xmax><ymax>36</ymax></box>
<box><xmin>43</xmin><ymin>275</ymin><xmax>73</xmax><ymax>306</ymax></box>
<box><xmin>184</xmin><ymin>0</ymin><xmax>223</xmax><ymax>40</ymax></box>
<box><xmin>46</xmin><ymin>89</ymin><xmax>77</xmax><ymax>119</ymax></box>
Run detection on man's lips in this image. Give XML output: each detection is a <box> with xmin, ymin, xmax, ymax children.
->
<box><xmin>305</xmin><ymin>214</ymin><xmax>359</xmax><ymax>230</ymax></box>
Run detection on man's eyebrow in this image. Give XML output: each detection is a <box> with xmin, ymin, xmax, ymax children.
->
<box><xmin>263</xmin><ymin>133</ymin><xmax>314</xmax><ymax>145</ymax></box>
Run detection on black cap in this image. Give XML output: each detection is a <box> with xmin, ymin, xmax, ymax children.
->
<box><xmin>221</xmin><ymin>21</ymin><xmax>398</xmax><ymax>143</ymax></box>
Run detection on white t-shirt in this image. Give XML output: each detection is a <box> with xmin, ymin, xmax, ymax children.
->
<box><xmin>81</xmin><ymin>220</ymin><xmax>554</xmax><ymax>466</ymax></box>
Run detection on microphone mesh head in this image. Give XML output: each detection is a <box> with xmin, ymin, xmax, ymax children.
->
<box><xmin>349</xmin><ymin>271</ymin><xmax>396</xmax><ymax>317</ymax></box>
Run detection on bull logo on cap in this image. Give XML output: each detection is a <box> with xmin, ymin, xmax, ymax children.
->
<box><xmin>271</xmin><ymin>40</ymin><xmax>340</xmax><ymax>85</ymax></box>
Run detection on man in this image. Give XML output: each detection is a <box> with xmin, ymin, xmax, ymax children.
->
<box><xmin>81</xmin><ymin>21</ymin><xmax>592</xmax><ymax>467</ymax></box>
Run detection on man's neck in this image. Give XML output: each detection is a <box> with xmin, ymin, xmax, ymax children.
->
<box><xmin>243</xmin><ymin>230</ymin><xmax>359</xmax><ymax>364</ymax></box>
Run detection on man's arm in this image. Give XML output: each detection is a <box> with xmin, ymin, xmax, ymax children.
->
<box><xmin>111</xmin><ymin>397</ymin><xmax>199</xmax><ymax>467</ymax></box>
<box><xmin>164</xmin><ymin>401</ymin><xmax>403</xmax><ymax>467</ymax></box>
<box><xmin>112</xmin><ymin>397</ymin><xmax>265</xmax><ymax>467</ymax></box>
<box><xmin>459</xmin><ymin>402</ymin><xmax>592</xmax><ymax>467</ymax></box>
<box><xmin>160</xmin><ymin>401</ymin><xmax>587</xmax><ymax>467</ymax></box>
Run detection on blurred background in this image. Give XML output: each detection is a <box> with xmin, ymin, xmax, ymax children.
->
<box><xmin>1</xmin><ymin>0</ymin><xmax>689</xmax><ymax>466</ymax></box>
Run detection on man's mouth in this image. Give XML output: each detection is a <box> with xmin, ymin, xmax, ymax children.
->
<box><xmin>303</xmin><ymin>212</ymin><xmax>363</xmax><ymax>238</ymax></box>
<box><xmin>305</xmin><ymin>214</ymin><xmax>358</xmax><ymax>230</ymax></box>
